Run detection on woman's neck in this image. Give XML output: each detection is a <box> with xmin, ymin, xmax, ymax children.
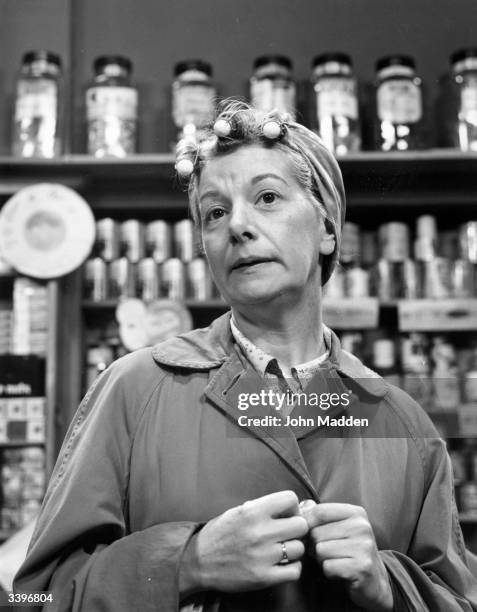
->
<box><xmin>231</xmin><ymin>290</ymin><xmax>325</xmax><ymax>371</ymax></box>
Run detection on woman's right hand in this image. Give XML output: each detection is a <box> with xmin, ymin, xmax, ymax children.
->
<box><xmin>179</xmin><ymin>490</ymin><xmax>309</xmax><ymax>595</ymax></box>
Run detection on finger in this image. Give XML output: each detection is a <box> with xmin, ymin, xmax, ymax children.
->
<box><xmin>313</xmin><ymin>538</ymin><xmax>356</xmax><ymax>562</ymax></box>
<box><xmin>268</xmin><ymin>561</ymin><xmax>302</xmax><ymax>584</ymax></box>
<box><xmin>310</xmin><ymin>516</ymin><xmax>369</xmax><ymax>543</ymax></box>
<box><xmin>271</xmin><ymin>515</ymin><xmax>309</xmax><ymax>541</ymax></box>
<box><xmin>248</xmin><ymin>490</ymin><xmax>300</xmax><ymax>518</ymax></box>
<box><xmin>299</xmin><ymin>499</ymin><xmax>318</xmax><ymax>529</ymax></box>
<box><xmin>314</xmin><ymin>503</ymin><xmax>367</xmax><ymax>525</ymax></box>
<box><xmin>273</xmin><ymin>539</ymin><xmax>306</xmax><ymax>565</ymax></box>
<box><xmin>322</xmin><ymin>558</ymin><xmax>358</xmax><ymax>581</ymax></box>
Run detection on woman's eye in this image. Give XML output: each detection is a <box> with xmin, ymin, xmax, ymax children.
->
<box><xmin>260</xmin><ymin>192</ymin><xmax>277</xmax><ymax>205</ymax></box>
<box><xmin>205</xmin><ymin>207</ymin><xmax>225</xmax><ymax>223</ymax></box>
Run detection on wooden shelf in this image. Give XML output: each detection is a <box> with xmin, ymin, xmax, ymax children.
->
<box><xmin>0</xmin><ymin>441</ymin><xmax>45</xmax><ymax>448</ymax></box>
<box><xmin>459</xmin><ymin>513</ymin><xmax>477</xmax><ymax>524</ymax></box>
<box><xmin>82</xmin><ymin>299</ymin><xmax>228</xmax><ymax>310</ymax></box>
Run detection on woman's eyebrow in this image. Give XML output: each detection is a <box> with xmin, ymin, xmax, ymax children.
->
<box><xmin>199</xmin><ymin>189</ymin><xmax>222</xmax><ymax>203</ymax></box>
<box><xmin>251</xmin><ymin>173</ymin><xmax>289</xmax><ymax>186</ymax></box>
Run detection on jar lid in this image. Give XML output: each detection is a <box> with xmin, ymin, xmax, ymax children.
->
<box><xmin>253</xmin><ymin>55</ymin><xmax>293</xmax><ymax>70</ymax></box>
<box><xmin>22</xmin><ymin>50</ymin><xmax>61</xmax><ymax>67</ymax></box>
<box><xmin>451</xmin><ymin>48</ymin><xmax>477</xmax><ymax>65</ymax></box>
<box><xmin>312</xmin><ymin>52</ymin><xmax>352</xmax><ymax>68</ymax></box>
<box><xmin>174</xmin><ymin>59</ymin><xmax>212</xmax><ymax>77</ymax></box>
<box><xmin>94</xmin><ymin>55</ymin><xmax>133</xmax><ymax>73</ymax></box>
<box><xmin>375</xmin><ymin>55</ymin><xmax>415</xmax><ymax>72</ymax></box>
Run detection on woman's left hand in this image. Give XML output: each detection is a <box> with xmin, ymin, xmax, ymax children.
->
<box><xmin>300</xmin><ymin>502</ymin><xmax>394</xmax><ymax>612</ymax></box>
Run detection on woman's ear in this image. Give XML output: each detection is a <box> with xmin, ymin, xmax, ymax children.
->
<box><xmin>319</xmin><ymin>232</ymin><xmax>336</xmax><ymax>256</ymax></box>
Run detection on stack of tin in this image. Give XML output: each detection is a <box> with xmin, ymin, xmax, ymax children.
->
<box><xmin>84</xmin><ymin>217</ymin><xmax>218</xmax><ymax>302</ymax></box>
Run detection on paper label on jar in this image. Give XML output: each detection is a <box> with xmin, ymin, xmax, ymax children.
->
<box><xmin>315</xmin><ymin>77</ymin><xmax>358</xmax><ymax>119</ymax></box>
<box><xmin>250</xmin><ymin>79</ymin><xmax>296</xmax><ymax>115</ymax></box>
<box><xmin>86</xmin><ymin>87</ymin><xmax>138</xmax><ymax>121</ymax></box>
<box><xmin>377</xmin><ymin>79</ymin><xmax>422</xmax><ymax>123</ymax></box>
<box><xmin>14</xmin><ymin>80</ymin><xmax>57</xmax><ymax>121</ymax></box>
<box><xmin>172</xmin><ymin>84</ymin><xmax>215</xmax><ymax>127</ymax></box>
<box><xmin>461</xmin><ymin>77</ymin><xmax>477</xmax><ymax>121</ymax></box>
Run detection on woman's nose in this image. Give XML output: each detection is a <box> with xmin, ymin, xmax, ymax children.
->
<box><xmin>228</xmin><ymin>201</ymin><xmax>257</xmax><ymax>243</ymax></box>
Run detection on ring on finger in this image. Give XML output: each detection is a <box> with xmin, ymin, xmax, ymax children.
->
<box><xmin>278</xmin><ymin>541</ymin><xmax>289</xmax><ymax>565</ymax></box>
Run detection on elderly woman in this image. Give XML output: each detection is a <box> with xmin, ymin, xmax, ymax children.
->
<box><xmin>15</xmin><ymin>101</ymin><xmax>477</xmax><ymax>611</ymax></box>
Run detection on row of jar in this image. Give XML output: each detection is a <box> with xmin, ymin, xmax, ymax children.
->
<box><xmin>11</xmin><ymin>48</ymin><xmax>477</xmax><ymax>158</ymax></box>
<box><xmin>84</xmin><ymin>256</ymin><xmax>218</xmax><ymax>302</ymax></box>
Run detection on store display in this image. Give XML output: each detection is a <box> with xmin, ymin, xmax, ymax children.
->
<box><xmin>250</xmin><ymin>55</ymin><xmax>296</xmax><ymax>117</ymax></box>
<box><xmin>311</xmin><ymin>52</ymin><xmax>361</xmax><ymax>155</ymax></box>
<box><xmin>137</xmin><ymin>258</ymin><xmax>160</xmax><ymax>302</ymax></box>
<box><xmin>172</xmin><ymin>60</ymin><xmax>216</xmax><ymax>142</ymax></box>
<box><xmin>449</xmin><ymin>48</ymin><xmax>477</xmax><ymax>152</ymax></box>
<box><xmin>94</xmin><ymin>218</ymin><xmax>120</xmax><ymax>261</ymax></box>
<box><xmin>11</xmin><ymin>278</ymin><xmax>49</xmax><ymax>356</ymax></box>
<box><xmin>11</xmin><ymin>50</ymin><xmax>63</xmax><ymax>158</ymax></box>
<box><xmin>86</xmin><ymin>55</ymin><xmax>138</xmax><ymax>157</ymax></box>
<box><xmin>173</xmin><ymin>219</ymin><xmax>196</xmax><ymax>262</ymax></box>
<box><xmin>0</xmin><ymin>183</ymin><xmax>95</xmax><ymax>279</ymax></box>
<box><xmin>374</xmin><ymin>55</ymin><xmax>424</xmax><ymax>151</ymax></box>
<box><xmin>145</xmin><ymin>221</ymin><xmax>172</xmax><ymax>263</ymax></box>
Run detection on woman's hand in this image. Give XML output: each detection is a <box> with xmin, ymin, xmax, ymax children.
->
<box><xmin>180</xmin><ymin>490</ymin><xmax>308</xmax><ymax>595</ymax></box>
<box><xmin>300</xmin><ymin>501</ymin><xmax>394</xmax><ymax>612</ymax></box>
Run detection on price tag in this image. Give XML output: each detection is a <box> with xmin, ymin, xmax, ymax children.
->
<box><xmin>398</xmin><ymin>299</ymin><xmax>477</xmax><ymax>331</ymax></box>
<box><xmin>323</xmin><ymin>298</ymin><xmax>379</xmax><ymax>329</ymax></box>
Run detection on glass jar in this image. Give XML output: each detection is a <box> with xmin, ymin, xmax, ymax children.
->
<box><xmin>250</xmin><ymin>55</ymin><xmax>296</xmax><ymax>117</ymax></box>
<box><xmin>12</xmin><ymin>50</ymin><xmax>63</xmax><ymax>158</ymax></box>
<box><xmin>374</xmin><ymin>55</ymin><xmax>424</xmax><ymax>151</ymax></box>
<box><xmin>450</xmin><ymin>48</ymin><xmax>477</xmax><ymax>151</ymax></box>
<box><xmin>172</xmin><ymin>60</ymin><xmax>216</xmax><ymax>142</ymax></box>
<box><xmin>311</xmin><ymin>52</ymin><xmax>361</xmax><ymax>155</ymax></box>
<box><xmin>86</xmin><ymin>55</ymin><xmax>138</xmax><ymax>157</ymax></box>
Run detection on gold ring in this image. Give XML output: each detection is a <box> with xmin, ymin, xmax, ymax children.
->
<box><xmin>279</xmin><ymin>541</ymin><xmax>289</xmax><ymax>565</ymax></box>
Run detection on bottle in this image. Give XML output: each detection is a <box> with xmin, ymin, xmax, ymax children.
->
<box><xmin>86</xmin><ymin>55</ymin><xmax>138</xmax><ymax>157</ymax></box>
<box><xmin>372</xmin><ymin>338</ymin><xmax>401</xmax><ymax>387</ymax></box>
<box><xmin>12</xmin><ymin>50</ymin><xmax>63</xmax><ymax>158</ymax></box>
<box><xmin>311</xmin><ymin>52</ymin><xmax>361</xmax><ymax>155</ymax></box>
<box><xmin>250</xmin><ymin>55</ymin><xmax>296</xmax><ymax>117</ymax></box>
<box><xmin>172</xmin><ymin>60</ymin><xmax>216</xmax><ymax>142</ymax></box>
<box><xmin>431</xmin><ymin>336</ymin><xmax>460</xmax><ymax>411</ymax></box>
<box><xmin>374</xmin><ymin>55</ymin><xmax>424</xmax><ymax>151</ymax></box>
<box><xmin>449</xmin><ymin>48</ymin><xmax>477</xmax><ymax>151</ymax></box>
<box><xmin>401</xmin><ymin>333</ymin><xmax>432</xmax><ymax>409</ymax></box>
<box><xmin>340</xmin><ymin>222</ymin><xmax>369</xmax><ymax>298</ymax></box>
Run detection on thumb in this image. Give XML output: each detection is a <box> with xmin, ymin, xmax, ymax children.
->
<box><xmin>299</xmin><ymin>499</ymin><xmax>318</xmax><ymax>528</ymax></box>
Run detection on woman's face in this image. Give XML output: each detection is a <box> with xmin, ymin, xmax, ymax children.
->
<box><xmin>197</xmin><ymin>144</ymin><xmax>335</xmax><ymax>307</ymax></box>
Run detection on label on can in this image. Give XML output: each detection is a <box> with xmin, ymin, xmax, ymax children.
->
<box><xmin>377</xmin><ymin>79</ymin><xmax>422</xmax><ymax>123</ymax></box>
<box><xmin>121</xmin><ymin>221</ymin><xmax>145</xmax><ymax>262</ymax></box>
<box><xmin>173</xmin><ymin>220</ymin><xmax>195</xmax><ymax>262</ymax></box>
<box><xmin>315</xmin><ymin>77</ymin><xmax>358</xmax><ymax>119</ymax></box>
<box><xmin>84</xmin><ymin>258</ymin><xmax>108</xmax><ymax>302</ymax></box>
<box><xmin>86</xmin><ymin>87</ymin><xmax>137</xmax><ymax>121</ymax></box>
<box><xmin>146</xmin><ymin>221</ymin><xmax>172</xmax><ymax>263</ymax></box>
<box><xmin>187</xmin><ymin>258</ymin><xmax>212</xmax><ymax>300</ymax></box>
<box><xmin>161</xmin><ymin>259</ymin><xmax>185</xmax><ymax>300</ymax></box>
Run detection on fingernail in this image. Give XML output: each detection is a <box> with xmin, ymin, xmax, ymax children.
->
<box><xmin>299</xmin><ymin>499</ymin><xmax>315</xmax><ymax>510</ymax></box>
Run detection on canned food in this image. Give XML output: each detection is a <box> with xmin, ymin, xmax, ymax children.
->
<box><xmin>451</xmin><ymin>259</ymin><xmax>475</xmax><ymax>297</ymax></box>
<box><xmin>379</xmin><ymin>222</ymin><xmax>410</xmax><ymax>262</ymax></box>
<box><xmin>373</xmin><ymin>259</ymin><xmax>394</xmax><ymax>300</ymax></box>
<box><xmin>161</xmin><ymin>258</ymin><xmax>185</xmax><ymax>300</ymax></box>
<box><xmin>460</xmin><ymin>482</ymin><xmax>477</xmax><ymax>513</ymax></box>
<box><xmin>84</xmin><ymin>258</ymin><xmax>108</xmax><ymax>302</ymax></box>
<box><xmin>401</xmin><ymin>259</ymin><xmax>419</xmax><ymax>298</ymax></box>
<box><xmin>173</xmin><ymin>219</ymin><xmax>195</xmax><ymax>261</ymax></box>
<box><xmin>146</xmin><ymin>220</ymin><xmax>172</xmax><ymax>263</ymax></box>
<box><xmin>460</xmin><ymin>222</ymin><xmax>477</xmax><ymax>263</ymax></box>
<box><xmin>340</xmin><ymin>222</ymin><xmax>361</xmax><ymax>265</ymax></box>
<box><xmin>110</xmin><ymin>257</ymin><xmax>136</xmax><ymax>299</ymax></box>
<box><xmin>120</xmin><ymin>219</ymin><xmax>145</xmax><ymax>262</ymax></box>
<box><xmin>187</xmin><ymin>258</ymin><xmax>213</xmax><ymax>300</ymax></box>
<box><xmin>345</xmin><ymin>266</ymin><xmax>369</xmax><ymax>298</ymax></box>
<box><xmin>137</xmin><ymin>258</ymin><xmax>160</xmax><ymax>302</ymax></box>
<box><xmin>95</xmin><ymin>218</ymin><xmax>119</xmax><ymax>261</ymax></box>
<box><xmin>422</xmin><ymin>257</ymin><xmax>452</xmax><ymax>299</ymax></box>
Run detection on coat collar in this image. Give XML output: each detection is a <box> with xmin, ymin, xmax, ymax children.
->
<box><xmin>151</xmin><ymin>311</ymin><xmax>388</xmax><ymax>399</ymax></box>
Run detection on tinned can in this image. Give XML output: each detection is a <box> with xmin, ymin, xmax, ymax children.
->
<box><xmin>379</xmin><ymin>222</ymin><xmax>410</xmax><ymax>262</ymax></box>
<box><xmin>95</xmin><ymin>218</ymin><xmax>119</xmax><ymax>261</ymax></box>
<box><xmin>146</xmin><ymin>220</ymin><xmax>172</xmax><ymax>263</ymax></box>
<box><xmin>422</xmin><ymin>257</ymin><xmax>452</xmax><ymax>298</ymax></box>
<box><xmin>161</xmin><ymin>258</ymin><xmax>185</xmax><ymax>300</ymax></box>
<box><xmin>137</xmin><ymin>258</ymin><xmax>160</xmax><ymax>302</ymax></box>
<box><xmin>110</xmin><ymin>257</ymin><xmax>136</xmax><ymax>299</ymax></box>
<box><xmin>373</xmin><ymin>259</ymin><xmax>394</xmax><ymax>300</ymax></box>
<box><xmin>345</xmin><ymin>266</ymin><xmax>369</xmax><ymax>298</ymax></box>
<box><xmin>84</xmin><ymin>258</ymin><xmax>108</xmax><ymax>302</ymax></box>
<box><xmin>187</xmin><ymin>258</ymin><xmax>212</xmax><ymax>300</ymax></box>
<box><xmin>401</xmin><ymin>259</ymin><xmax>419</xmax><ymax>299</ymax></box>
<box><xmin>120</xmin><ymin>219</ymin><xmax>145</xmax><ymax>262</ymax></box>
<box><xmin>460</xmin><ymin>482</ymin><xmax>477</xmax><ymax>513</ymax></box>
<box><xmin>459</xmin><ymin>222</ymin><xmax>477</xmax><ymax>263</ymax></box>
<box><xmin>173</xmin><ymin>219</ymin><xmax>195</xmax><ymax>261</ymax></box>
<box><xmin>451</xmin><ymin>259</ymin><xmax>475</xmax><ymax>297</ymax></box>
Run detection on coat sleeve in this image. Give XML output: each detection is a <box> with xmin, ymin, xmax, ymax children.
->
<box><xmin>379</xmin><ymin>434</ymin><xmax>477</xmax><ymax>611</ymax></box>
<box><xmin>13</xmin><ymin>351</ymin><xmax>201</xmax><ymax>612</ymax></box>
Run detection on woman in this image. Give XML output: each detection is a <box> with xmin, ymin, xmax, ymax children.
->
<box><xmin>15</xmin><ymin>101</ymin><xmax>477</xmax><ymax>611</ymax></box>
